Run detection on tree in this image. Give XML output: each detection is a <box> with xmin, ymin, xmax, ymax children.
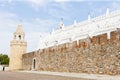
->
<box><xmin>0</xmin><ymin>54</ymin><xmax>9</xmax><ymax>65</ymax></box>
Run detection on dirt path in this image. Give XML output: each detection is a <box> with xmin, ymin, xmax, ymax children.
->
<box><xmin>0</xmin><ymin>71</ymin><xmax>92</xmax><ymax>80</ymax></box>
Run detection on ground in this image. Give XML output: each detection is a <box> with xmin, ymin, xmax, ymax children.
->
<box><xmin>0</xmin><ymin>71</ymin><xmax>91</xmax><ymax>80</ymax></box>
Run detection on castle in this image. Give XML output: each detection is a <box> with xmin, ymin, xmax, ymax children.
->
<box><xmin>9</xmin><ymin>9</ymin><xmax>120</xmax><ymax>75</ymax></box>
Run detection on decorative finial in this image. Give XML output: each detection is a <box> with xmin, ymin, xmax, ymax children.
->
<box><xmin>51</xmin><ymin>28</ymin><xmax>54</xmax><ymax>34</ymax></box>
<box><xmin>88</xmin><ymin>14</ymin><xmax>91</xmax><ymax>21</ymax></box>
<box><xmin>74</xmin><ymin>20</ymin><xmax>77</xmax><ymax>27</ymax></box>
<box><xmin>106</xmin><ymin>8</ymin><xmax>109</xmax><ymax>16</ymax></box>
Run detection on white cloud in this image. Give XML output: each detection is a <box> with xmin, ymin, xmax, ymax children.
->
<box><xmin>26</xmin><ymin>32</ymin><xmax>48</xmax><ymax>52</ymax></box>
<box><xmin>55</xmin><ymin>0</ymin><xmax>71</xmax><ymax>2</ymax></box>
<box><xmin>24</xmin><ymin>0</ymin><xmax>50</xmax><ymax>11</ymax></box>
<box><xmin>0</xmin><ymin>0</ymin><xmax>49</xmax><ymax>11</ymax></box>
<box><xmin>0</xmin><ymin>11</ymin><xmax>19</xmax><ymax>32</ymax></box>
<box><xmin>55</xmin><ymin>0</ymin><xmax>84</xmax><ymax>2</ymax></box>
<box><xmin>8</xmin><ymin>0</ymin><xmax>12</xmax><ymax>3</ymax></box>
<box><xmin>110</xmin><ymin>2</ymin><xmax>120</xmax><ymax>11</ymax></box>
<box><xmin>0</xmin><ymin>11</ymin><xmax>19</xmax><ymax>55</ymax></box>
<box><xmin>0</xmin><ymin>32</ymin><xmax>12</xmax><ymax>56</ymax></box>
<box><xmin>27</xmin><ymin>0</ymin><xmax>46</xmax><ymax>6</ymax></box>
<box><xmin>22</xmin><ymin>18</ymin><xmax>58</xmax><ymax>32</ymax></box>
<box><xmin>48</xmin><ymin>2</ymin><xmax>73</xmax><ymax>21</ymax></box>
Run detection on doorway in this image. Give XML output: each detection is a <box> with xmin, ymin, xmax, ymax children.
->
<box><xmin>32</xmin><ymin>58</ymin><xmax>36</xmax><ymax>70</ymax></box>
<box><xmin>33</xmin><ymin>59</ymin><xmax>36</xmax><ymax>69</ymax></box>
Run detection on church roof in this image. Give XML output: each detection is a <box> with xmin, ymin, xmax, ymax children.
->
<box><xmin>37</xmin><ymin>9</ymin><xmax>120</xmax><ymax>50</ymax></box>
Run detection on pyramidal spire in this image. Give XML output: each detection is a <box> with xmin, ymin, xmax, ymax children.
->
<box><xmin>16</xmin><ymin>19</ymin><xmax>24</xmax><ymax>32</ymax></box>
<box><xmin>14</xmin><ymin>24</ymin><xmax>24</xmax><ymax>35</ymax></box>
<box><xmin>16</xmin><ymin>24</ymin><xmax>23</xmax><ymax>32</ymax></box>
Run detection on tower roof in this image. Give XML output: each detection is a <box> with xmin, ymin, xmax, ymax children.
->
<box><xmin>14</xmin><ymin>24</ymin><xmax>25</xmax><ymax>35</ymax></box>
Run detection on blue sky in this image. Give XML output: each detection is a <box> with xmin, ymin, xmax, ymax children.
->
<box><xmin>0</xmin><ymin>0</ymin><xmax>120</xmax><ymax>55</ymax></box>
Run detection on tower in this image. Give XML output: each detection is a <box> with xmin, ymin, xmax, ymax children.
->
<box><xmin>9</xmin><ymin>24</ymin><xmax>27</xmax><ymax>70</ymax></box>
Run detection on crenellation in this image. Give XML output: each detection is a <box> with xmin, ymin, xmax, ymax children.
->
<box><xmin>110</xmin><ymin>31</ymin><xmax>117</xmax><ymax>43</ymax></box>
<box><xmin>72</xmin><ymin>41</ymin><xmax>77</xmax><ymax>48</ymax></box>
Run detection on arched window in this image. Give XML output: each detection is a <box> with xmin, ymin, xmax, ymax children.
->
<box><xmin>19</xmin><ymin>35</ymin><xmax>21</xmax><ymax>40</ymax></box>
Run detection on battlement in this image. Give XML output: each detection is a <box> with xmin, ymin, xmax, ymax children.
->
<box><xmin>36</xmin><ymin>29</ymin><xmax>120</xmax><ymax>54</ymax></box>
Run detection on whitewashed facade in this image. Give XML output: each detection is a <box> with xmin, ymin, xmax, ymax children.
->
<box><xmin>37</xmin><ymin>9</ymin><xmax>120</xmax><ymax>49</ymax></box>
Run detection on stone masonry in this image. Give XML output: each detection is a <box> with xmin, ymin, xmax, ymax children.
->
<box><xmin>22</xmin><ymin>29</ymin><xmax>120</xmax><ymax>75</ymax></box>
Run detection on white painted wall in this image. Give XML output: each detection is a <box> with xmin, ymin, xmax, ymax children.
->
<box><xmin>37</xmin><ymin>9</ymin><xmax>120</xmax><ymax>50</ymax></box>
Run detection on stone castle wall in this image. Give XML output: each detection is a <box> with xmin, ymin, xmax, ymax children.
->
<box><xmin>22</xmin><ymin>29</ymin><xmax>120</xmax><ymax>75</ymax></box>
